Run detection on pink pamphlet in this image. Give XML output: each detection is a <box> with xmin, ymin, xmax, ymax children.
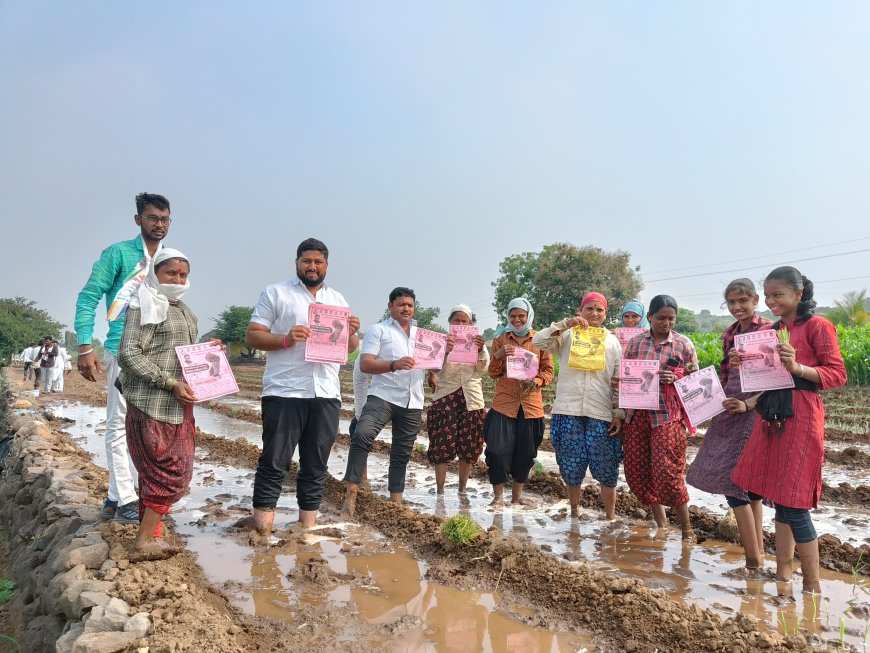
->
<box><xmin>734</xmin><ymin>330</ymin><xmax>795</xmax><ymax>393</ymax></box>
<box><xmin>174</xmin><ymin>343</ymin><xmax>239</xmax><ymax>402</ymax></box>
<box><xmin>674</xmin><ymin>366</ymin><xmax>727</xmax><ymax>428</ymax></box>
<box><xmin>506</xmin><ymin>348</ymin><xmax>539</xmax><ymax>380</ymax></box>
<box><xmin>413</xmin><ymin>328</ymin><xmax>448</xmax><ymax>370</ymax></box>
<box><xmin>618</xmin><ymin>359</ymin><xmax>660</xmax><ymax>410</ymax></box>
<box><xmin>447</xmin><ymin>324</ymin><xmax>480</xmax><ymax>365</ymax></box>
<box><xmin>614</xmin><ymin>327</ymin><xmax>646</xmax><ymax>351</ymax></box>
<box><xmin>305</xmin><ymin>304</ymin><xmax>351</xmax><ymax>365</ymax></box>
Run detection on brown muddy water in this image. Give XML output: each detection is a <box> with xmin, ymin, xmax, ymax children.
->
<box><xmin>46</xmin><ymin>402</ymin><xmax>592</xmax><ymax>652</ymax></box>
<box><xmin>46</xmin><ymin>401</ymin><xmax>870</xmax><ymax>650</ymax></box>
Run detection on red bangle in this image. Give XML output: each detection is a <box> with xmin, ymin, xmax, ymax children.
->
<box><xmin>282</xmin><ymin>335</ymin><xmax>290</xmax><ymax>349</ymax></box>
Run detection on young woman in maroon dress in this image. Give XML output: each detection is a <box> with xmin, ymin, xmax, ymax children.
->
<box><xmin>730</xmin><ymin>267</ymin><xmax>847</xmax><ymax>593</ymax></box>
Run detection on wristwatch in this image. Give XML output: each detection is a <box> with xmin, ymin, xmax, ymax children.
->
<box><xmin>389</xmin><ymin>360</ymin><xmax>396</xmax><ymax>372</ymax></box>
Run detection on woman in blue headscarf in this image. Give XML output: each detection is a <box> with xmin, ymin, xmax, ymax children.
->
<box><xmin>621</xmin><ymin>300</ymin><xmax>650</xmax><ymax>329</ymax></box>
<box><xmin>484</xmin><ymin>298</ymin><xmax>554</xmax><ymax>506</ymax></box>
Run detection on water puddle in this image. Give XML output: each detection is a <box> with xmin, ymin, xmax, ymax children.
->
<box><xmin>48</xmin><ymin>401</ymin><xmax>870</xmax><ymax>650</ymax></box>
<box><xmin>48</xmin><ymin>402</ymin><xmax>592</xmax><ymax>652</ymax></box>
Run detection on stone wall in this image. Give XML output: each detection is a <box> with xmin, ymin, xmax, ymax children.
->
<box><xmin>0</xmin><ymin>403</ymin><xmax>150</xmax><ymax>653</ymax></box>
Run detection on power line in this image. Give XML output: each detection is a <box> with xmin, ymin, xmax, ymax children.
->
<box><xmin>645</xmin><ymin>248</ymin><xmax>870</xmax><ymax>284</ymax></box>
<box><xmin>643</xmin><ymin>235</ymin><xmax>870</xmax><ymax>275</ymax></box>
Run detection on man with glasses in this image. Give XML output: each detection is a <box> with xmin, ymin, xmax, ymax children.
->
<box><xmin>74</xmin><ymin>192</ymin><xmax>171</xmax><ymax>524</ymax></box>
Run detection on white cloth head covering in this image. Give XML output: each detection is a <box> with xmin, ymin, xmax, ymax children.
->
<box><xmin>448</xmin><ymin>304</ymin><xmax>474</xmax><ymax>322</ymax></box>
<box><xmin>130</xmin><ymin>248</ymin><xmax>190</xmax><ymax>325</ymax></box>
<box><xmin>495</xmin><ymin>297</ymin><xmax>534</xmax><ymax>337</ymax></box>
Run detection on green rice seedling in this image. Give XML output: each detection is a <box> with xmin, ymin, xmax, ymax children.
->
<box><xmin>414</xmin><ymin>442</ymin><xmax>427</xmax><ymax>455</ymax></box>
<box><xmin>778</xmin><ymin>325</ymin><xmax>790</xmax><ymax>346</ymax></box>
<box><xmin>840</xmin><ymin>615</ymin><xmax>847</xmax><ymax>649</ymax></box>
<box><xmin>778</xmin><ymin>610</ymin><xmax>789</xmax><ymax>636</ymax></box>
<box><xmin>441</xmin><ymin>514</ymin><xmax>483</xmax><ymax>546</ymax></box>
<box><xmin>532</xmin><ymin>460</ymin><xmax>544</xmax><ymax>479</ymax></box>
<box><xmin>0</xmin><ymin>579</ymin><xmax>14</xmax><ymax>604</ymax></box>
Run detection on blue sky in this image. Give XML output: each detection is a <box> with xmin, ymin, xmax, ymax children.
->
<box><xmin>2</xmin><ymin>2</ymin><xmax>868</xmax><ymax>338</ymax></box>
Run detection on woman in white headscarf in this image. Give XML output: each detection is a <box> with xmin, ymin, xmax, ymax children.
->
<box><xmin>119</xmin><ymin>248</ymin><xmax>201</xmax><ymax>559</ymax></box>
<box><xmin>484</xmin><ymin>298</ymin><xmax>554</xmax><ymax>506</ymax></box>
<box><xmin>425</xmin><ymin>304</ymin><xmax>489</xmax><ymax>495</ymax></box>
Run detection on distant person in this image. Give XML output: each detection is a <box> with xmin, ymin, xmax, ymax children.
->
<box><xmin>36</xmin><ymin>337</ymin><xmax>59</xmax><ymax>393</ymax></box>
<box><xmin>343</xmin><ymin>287</ymin><xmax>424</xmax><ymax>518</ymax></box>
<box><xmin>47</xmin><ymin>340</ymin><xmax>68</xmax><ymax>393</ymax></box>
<box><xmin>119</xmin><ymin>249</ymin><xmax>201</xmax><ymax>559</ymax></box>
<box><xmin>242</xmin><ymin>238</ymin><xmax>360</xmax><ymax>535</ymax></box>
<box><xmin>622</xmin><ymin>295</ymin><xmax>698</xmax><ymax>542</ymax></box>
<box><xmin>20</xmin><ymin>343</ymin><xmax>37</xmax><ymax>381</ymax></box>
<box><xmin>731</xmin><ymin>267</ymin><xmax>847</xmax><ymax>594</ymax></box>
<box><xmin>74</xmin><ymin>192</ymin><xmax>171</xmax><ymax>524</ymax></box>
<box><xmin>686</xmin><ymin>278</ymin><xmax>771</xmax><ymax>572</ymax></box>
<box><xmin>485</xmin><ymin>298</ymin><xmax>553</xmax><ymax>507</ymax></box>
<box><xmin>620</xmin><ymin>300</ymin><xmax>649</xmax><ymax>328</ymax></box>
<box><xmin>425</xmin><ymin>304</ymin><xmax>488</xmax><ymax>495</ymax></box>
<box><xmin>533</xmin><ymin>292</ymin><xmax>624</xmax><ymax>519</ymax></box>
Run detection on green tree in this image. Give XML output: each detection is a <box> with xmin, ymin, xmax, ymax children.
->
<box><xmin>675</xmin><ymin>307</ymin><xmax>699</xmax><ymax>334</ymax></box>
<box><xmin>213</xmin><ymin>305</ymin><xmax>256</xmax><ymax>357</ymax></box>
<box><xmin>826</xmin><ymin>290</ymin><xmax>869</xmax><ymax>327</ymax></box>
<box><xmin>481</xmin><ymin>327</ymin><xmax>497</xmax><ymax>341</ymax></box>
<box><xmin>0</xmin><ymin>297</ymin><xmax>64</xmax><ymax>364</ymax></box>
<box><xmin>382</xmin><ymin>302</ymin><xmax>445</xmax><ymax>333</ymax></box>
<box><xmin>491</xmin><ymin>243</ymin><xmax>642</xmax><ymax>328</ymax></box>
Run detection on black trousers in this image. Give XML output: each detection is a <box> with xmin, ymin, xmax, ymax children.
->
<box><xmin>344</xmin><ymin>395</ymin><xmax>422</xmax><ymax>493</ymax></box>
<box><xmin>252</xmin><ymin>396</ymin><xmax>339</xmax><ymax>511</ymax></box>
<box><xmin>484</xmin><ymin>407</ymin><xmax>544</xmax><ymax>485</ymax></box>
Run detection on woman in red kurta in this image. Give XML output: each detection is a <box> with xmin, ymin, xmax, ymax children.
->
<box><xmin>731</xmin><ymin>266</ymin><xmax>847</xmax><ymax>594</ymax></box>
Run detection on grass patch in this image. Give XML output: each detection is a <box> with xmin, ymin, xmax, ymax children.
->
<box><xmin>441</xmin><ymin>514</ymin><xmax>483</xmax><ymax>545</ymax></box>
<box><xmin>0</xmin><ymin>580</ymin><xmax>13</xmax><ymax>605</ymax></box>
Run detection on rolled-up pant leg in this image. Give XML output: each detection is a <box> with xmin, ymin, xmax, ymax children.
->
<box><xmin>344</xmin><ymin>396</ymin><xmax>392</xmax><ymax>485</ymax></box>
<box><xmin>296</xmin><ymin>398</ymin><xmax>339</xmax><ymax>511</ymax></box>
<box><xmin>387</xmin><ymin>406</ymin><xmax>422</xmax><ymax>493</ymax></box>
<box><xmin>775</xmin><ymin>504</ymin><xmax>817</xmax><ymax>543</ymax></box>
<box><xmin>253</xmin><ymin>397</ymin><xmax>305</xmax><ymax>510</ymax></box>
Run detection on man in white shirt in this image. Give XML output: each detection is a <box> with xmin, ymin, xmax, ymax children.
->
<box><xmin>343</xmin><ymin>288</ymin><xmax>424</xmax><ymax>517</ymax></box>
<box><xmin>20</xmin><ymin>343</ymin><xmax>37</xmax><ymax>381</ymax></box>
<box><xmin>244</xmin><ymin>238</ymin><xmax>360</xmax><ymax>534</ymax></box>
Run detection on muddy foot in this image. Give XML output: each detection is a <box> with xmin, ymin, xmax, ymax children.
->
<box><xmin>129</xmin><ymin>540</ymin><xmax>181</xmax><ymax>562</ymax></box>
<box><xmin>342</xmin><ymin>492</ymin><xmax>358</xmax><ymax>520</ymax></box>
<box><xmin>511</xmin><ymin>496</ymin><xmax>538</xmax><ymax>508</ymax></box>
<box><xmin>681</xmin><ymin>530</ymin><xmax>697</xmax><ymax>544</ymax></box>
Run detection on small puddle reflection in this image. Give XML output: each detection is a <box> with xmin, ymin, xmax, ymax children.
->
<box><xmin>49</xmin><ymin>402</ymin><xmax>590</xmax><ymax>652</ymax></box>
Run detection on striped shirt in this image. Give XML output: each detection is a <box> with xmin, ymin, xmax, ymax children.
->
<box><xmin>119</xmin><ymin>304</ymin><xmax>198</xmax><ymax>424</ymax></box>
<box><xmin>624</xmin><ymin>329</ymin><xmax>698</xmax><ymax>428</ymax></box>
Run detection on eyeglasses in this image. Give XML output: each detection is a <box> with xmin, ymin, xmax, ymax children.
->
<box><xmin>141</xmin><ymin>215</ymin><xmax>172</xmax><ymax>226</ymax></box>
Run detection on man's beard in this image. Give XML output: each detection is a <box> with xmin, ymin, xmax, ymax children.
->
<box><xmin>297</xmin><ymin>269</ymin><xmax>325</xmax><ymax>288</ymax></box>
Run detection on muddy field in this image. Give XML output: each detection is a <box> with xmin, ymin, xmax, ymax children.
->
<box><xmin>7</xmin><ymin>365</ymin><xmax>870</xmax><ymax>651</ymax></box>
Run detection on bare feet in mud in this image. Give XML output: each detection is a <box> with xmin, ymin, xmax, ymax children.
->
<box><xmin>130</xmin><ymin>539</ymin><xmax>182</xmax><ymax>562</ymax></box>
<box><xmin>511</xmin><ymin>495</ymin><xmax>538</xmax><ymax>508</ymax></box>
<box><xmin>681</xmin><ymin>530</ymin><xmax>697</xmax><ymax>544</ymax></box>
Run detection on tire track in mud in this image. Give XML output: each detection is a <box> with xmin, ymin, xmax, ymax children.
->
<box><xmin>202</xmin><ymin>401</ymin><xmax>870</xmax><ymax>576</ymax></box>
<box><xmin>193</xmin><ymin>430</ymin><xmax>800</xmax><ymax>653</ymax></box>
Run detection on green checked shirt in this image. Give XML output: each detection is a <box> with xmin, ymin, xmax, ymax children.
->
<box><xmin>119</xmin><ymin>304</ymin><xmax>198</xmax><ymax>424</ymax></box>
